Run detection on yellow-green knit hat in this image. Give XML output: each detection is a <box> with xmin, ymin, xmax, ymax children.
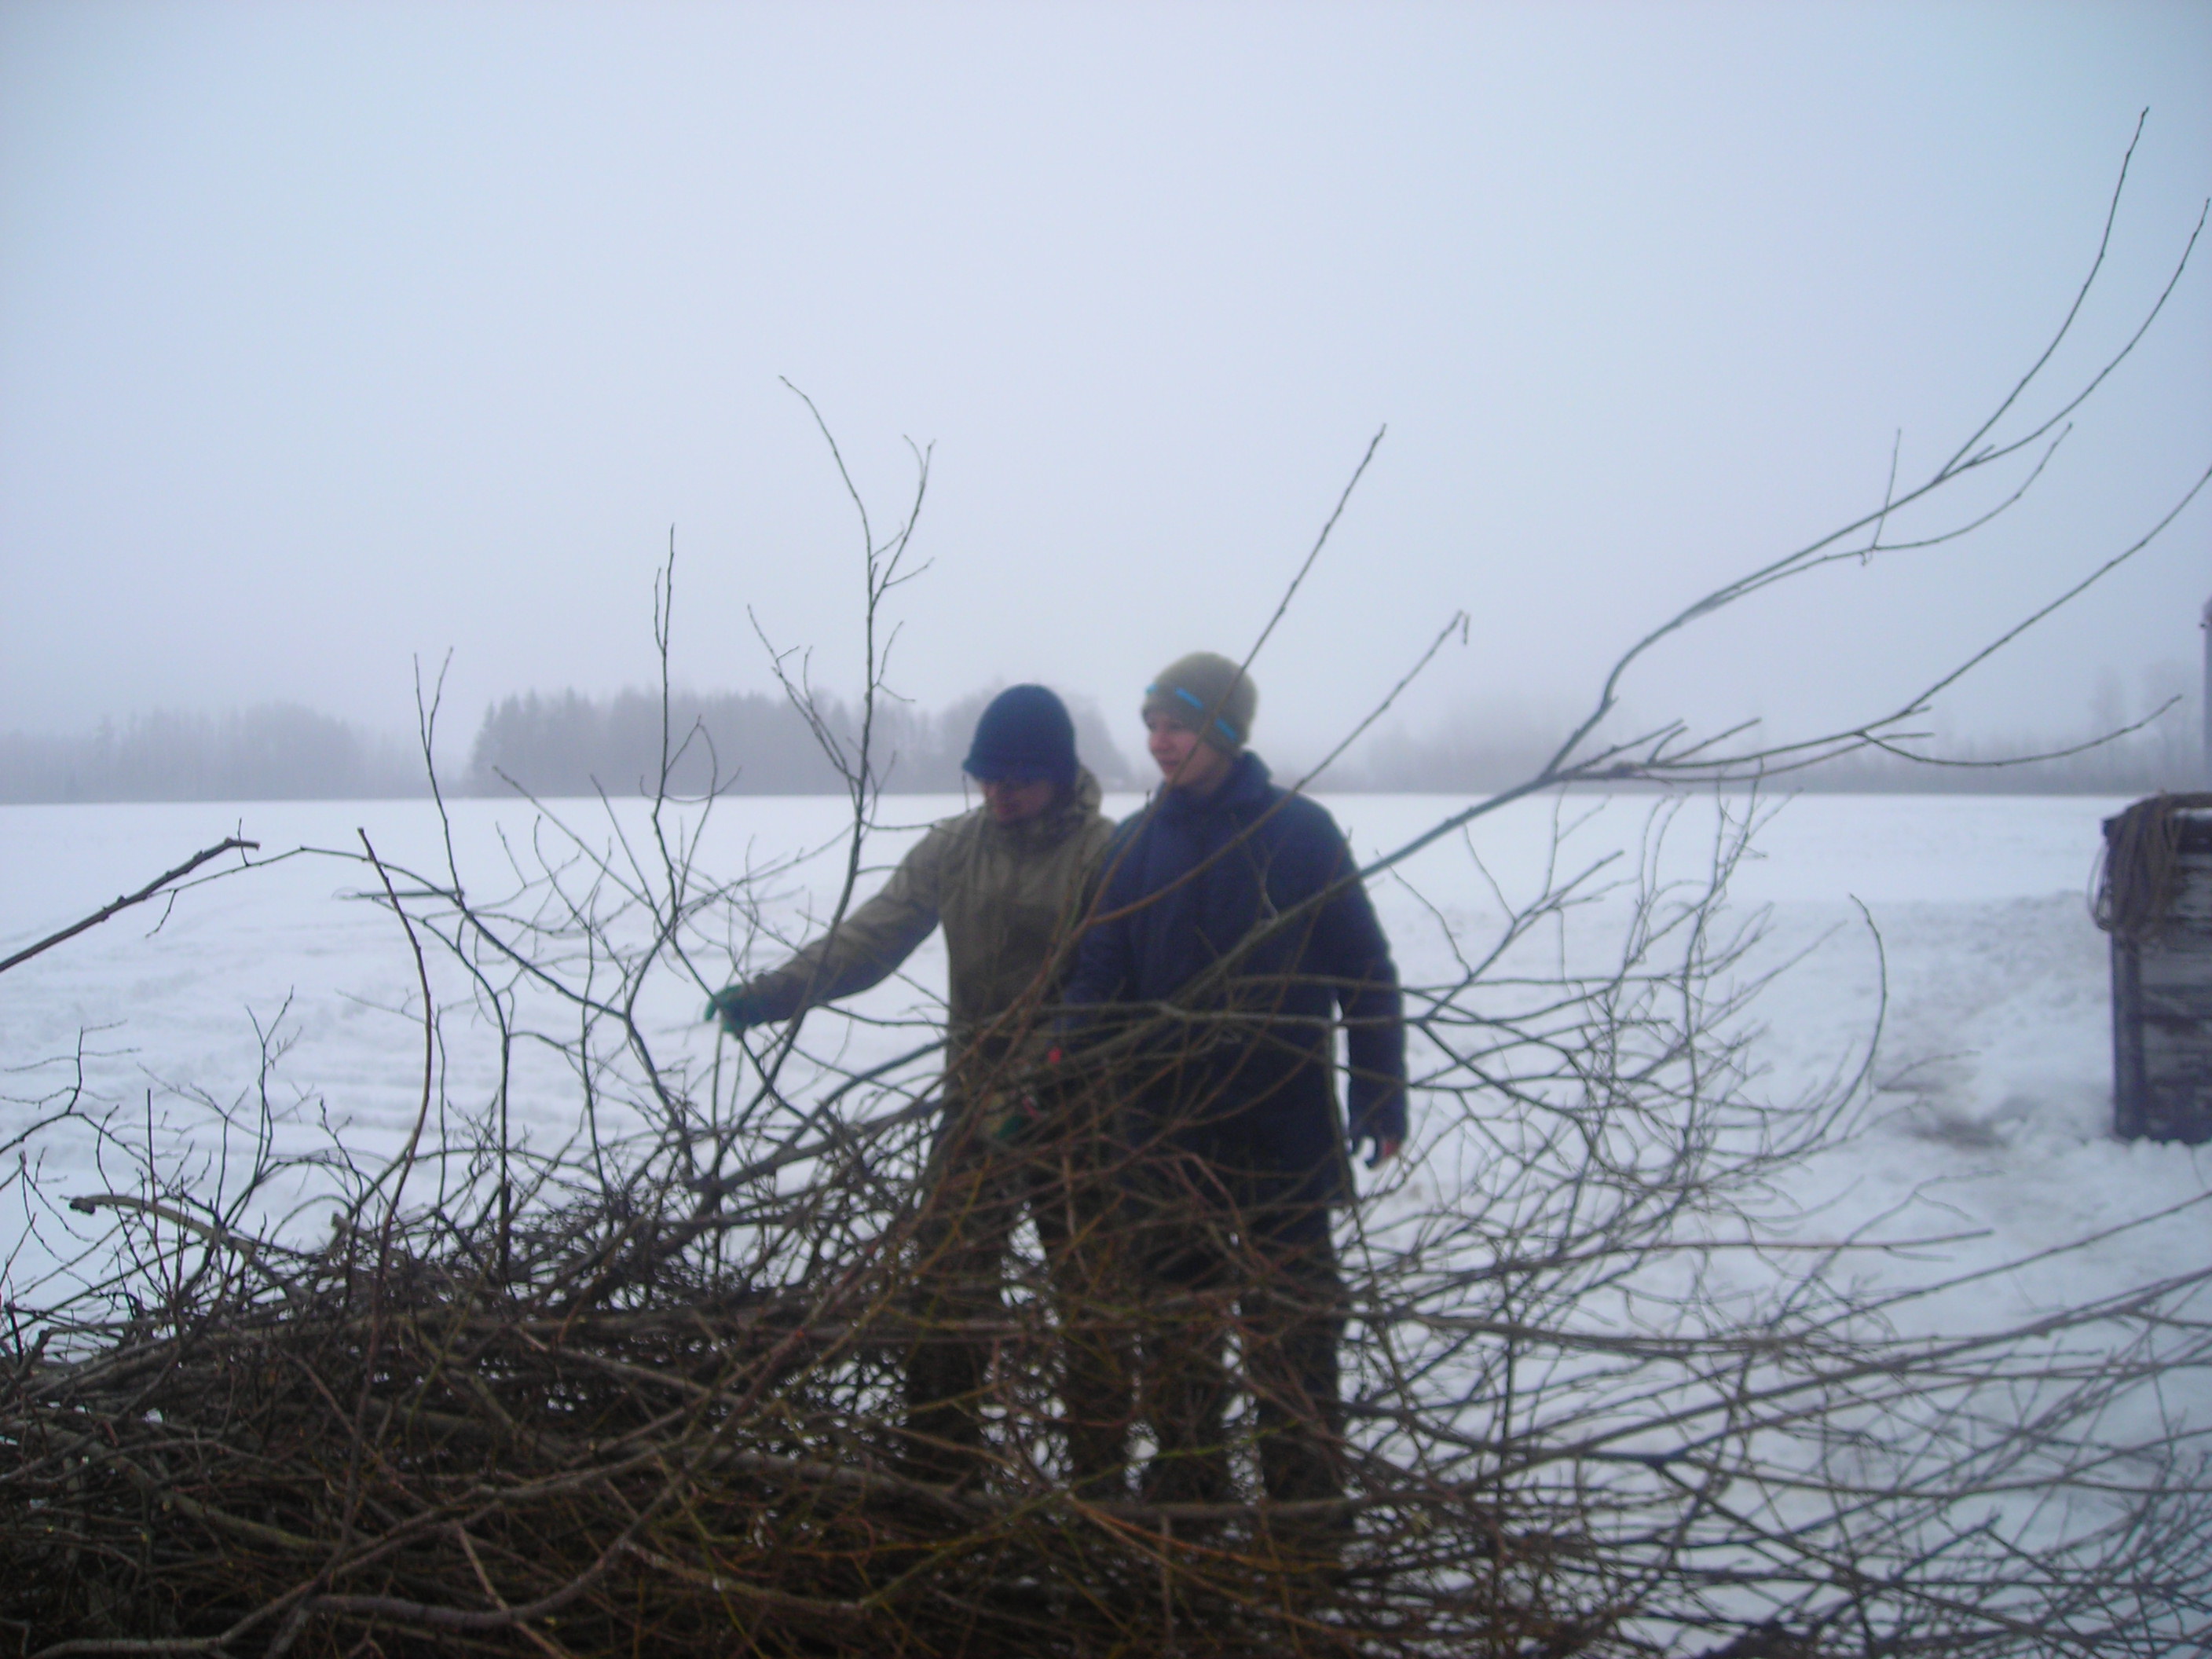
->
<box><xmin>1142</xmin><ymin>651</ymin><xmax>1257</xmax><ymax>754</ymax></box>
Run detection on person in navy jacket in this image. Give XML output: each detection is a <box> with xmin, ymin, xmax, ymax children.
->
<box><xmin>1060</xmin><ymin>651</ymin><xmax>1407</xmax><ymax>1541</ymax></box>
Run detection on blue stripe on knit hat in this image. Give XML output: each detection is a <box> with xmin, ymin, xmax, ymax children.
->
<box><xmin>1148</xmin><ymin>683</ymin><xmax>1243</xmax><ymax>747</ymax></box>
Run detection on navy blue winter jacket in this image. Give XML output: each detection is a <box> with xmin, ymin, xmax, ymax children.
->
<box><xmin>1060</xmin><ymin>752</ymin><xmax>1406</xmax><ymax>1205</ymax></box>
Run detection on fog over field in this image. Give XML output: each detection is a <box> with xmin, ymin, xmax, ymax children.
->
<box><xmin>3</xmin><ymin>3</ymin><xmax>2208</xmax><ymax>783</ymax></box>
<box><xmin>1</xmin><ymin>669</ymin><xmax>2200</xmax><ymax>802</ymax></box>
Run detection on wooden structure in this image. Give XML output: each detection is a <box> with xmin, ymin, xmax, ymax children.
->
<box><xmin>2102</xmin><ymin>796</ymin><xmax>2212</xmax><ymax>1144</ymax></box>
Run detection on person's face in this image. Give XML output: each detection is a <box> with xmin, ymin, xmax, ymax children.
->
<box><xmin>979</xmin><ymin>775</ymin><xmax>1056</xmax><ymax>825</ymax></box>
<box><xmin>1146</xmin><ymin>711</ymin><xmax>1232</xmax><ymax>793</ymax></box>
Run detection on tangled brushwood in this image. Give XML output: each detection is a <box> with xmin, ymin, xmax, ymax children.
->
<box><xmin>5</xmin><ymin>785</ymin><xmax>2203</xmax><ymax>1659</ymax></box>
<box><xmin>7</xmin><ymin>134</ymin><xmax>2212</xmax><ymax>1654</ymax></box>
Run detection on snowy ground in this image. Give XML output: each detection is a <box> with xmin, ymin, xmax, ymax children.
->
<box><xmin>2</xmin><ymin>791</ymin><xmax>2205</xmax><ymax>1393</ymax></box>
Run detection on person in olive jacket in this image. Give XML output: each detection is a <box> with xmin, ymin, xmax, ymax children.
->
<box><xmin>1059</xmin><ymin>652</ymin><xmax>1406</xmax><ymax>1537</ymax></box>
<box><xmin>707</xmin><ymin>685</ymin><xmax>1122</xmax><ymax>1491</ymax></box>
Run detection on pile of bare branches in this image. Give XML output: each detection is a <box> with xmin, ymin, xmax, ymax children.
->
<box><xmin>6</xmin><ymin>790</ymin><xmax>2205</xmax><ymax>1657</ymax></box>
<box><xmin>5</xmin><ymin>130</ymin><xmax>2210</xmax><ymax>1657</ymax></box>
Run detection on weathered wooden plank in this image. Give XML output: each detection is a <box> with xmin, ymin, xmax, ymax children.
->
<box><xmin>2133</xmin><ymin>980</ymin><xmax>2212</xmax><ymax>1020</ymax></box>
<box><xmin>2113</xmin><ymin>938</ymin><xmax>2148</xmax><ymax>1140</ymax></box>
<box><xmin>2107</xmin><ymin>805</ymin><xmax>2212</xmax><ymax>1144</ymax></box>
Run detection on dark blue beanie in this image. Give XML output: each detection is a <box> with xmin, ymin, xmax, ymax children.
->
<box><xmin>964</xmin><ymin>685</ymin><xmax>1078</xmax><ymax>789</ymax></box>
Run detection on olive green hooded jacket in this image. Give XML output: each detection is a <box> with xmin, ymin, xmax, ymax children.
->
<box><xmin>738</xmin><ymin>770</ymin><xmax>1113</xmax><ymax>1086</ymax></box>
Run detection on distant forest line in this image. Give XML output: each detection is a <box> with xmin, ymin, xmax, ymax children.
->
<box><xmin>1</xmin><ymin>687</ymin><xmax>2203</xmax><ymax>803</ymax></box>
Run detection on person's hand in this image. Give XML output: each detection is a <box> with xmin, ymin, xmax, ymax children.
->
<box><xmin>705</xmin><ymin>984</ymin><xmax>774</xmax><ymax>1036</ymax></box>
<box><xmin>982</xmin><ymin>1083</ymin><xmax>1046</xmax><ymax>1147</ymax></box>
<box><xmin>983</xmin><ymin>1047</ymin><xmax>1066</xmax><ymax>1146</ymax></box>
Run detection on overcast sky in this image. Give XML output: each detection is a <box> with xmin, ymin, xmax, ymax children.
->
<box><xmin>3</xmin><ymin>1</ymin><xmax>2207</xmax><ymax>771</ymax></box>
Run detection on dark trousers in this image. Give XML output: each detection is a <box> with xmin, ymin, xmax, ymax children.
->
<box><xmin>902</xmin><ymin>1100</ymin><xmax>1132</xmax><ymax>1494</ymax></box>
<box><xmin>1127</xmin><ymin>1151</ymin><xmax>1348</xmax><ymax>1527</ymax></box>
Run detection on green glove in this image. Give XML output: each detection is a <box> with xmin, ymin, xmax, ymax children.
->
<box><xmin>983</xmin><ymin>1085</ymin><xmax>1048</xmax><ymax>1146</ymax></box>
<box><xmin>705</xmin><ymin>984</ymin><xmax>775</xmax><ymax>1035</ymax></box>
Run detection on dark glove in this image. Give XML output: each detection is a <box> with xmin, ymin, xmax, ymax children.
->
<box><xmin>1352</xmin><ymin>1130</ymin><xmax>1402</xmax><ymax>1169</ymax></box>
<box><xmin>1350</xmin><ymin>1086</ymin><xmax>1406</xmax><ymax>1169</ymax></box>
<box><xmin>705</xmin><ymin>983</ymin><xmax>776</xmax><ymax>1036</ymax></box>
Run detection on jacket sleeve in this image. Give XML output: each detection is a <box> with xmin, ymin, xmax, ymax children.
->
<box><xmin>1056</xmin><ymin>822</ymin><xmax>1139</xmax><ymax>1040</ymax></box>
<box><xmin>1311</xmin><ymin>825</ymin><xmax>1407</xmax><ymax>1146</ymax></box>
<box><xmin>742</xmin><ymin>829</ymin><xmax>945</xmax><ymax>1022</ymax></box>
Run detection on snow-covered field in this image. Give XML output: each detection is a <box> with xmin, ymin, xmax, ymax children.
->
<box><xmin>2</xmin><ymin>791</ymin><xmax>2206</xmax><ymax>1386</ymax></box>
